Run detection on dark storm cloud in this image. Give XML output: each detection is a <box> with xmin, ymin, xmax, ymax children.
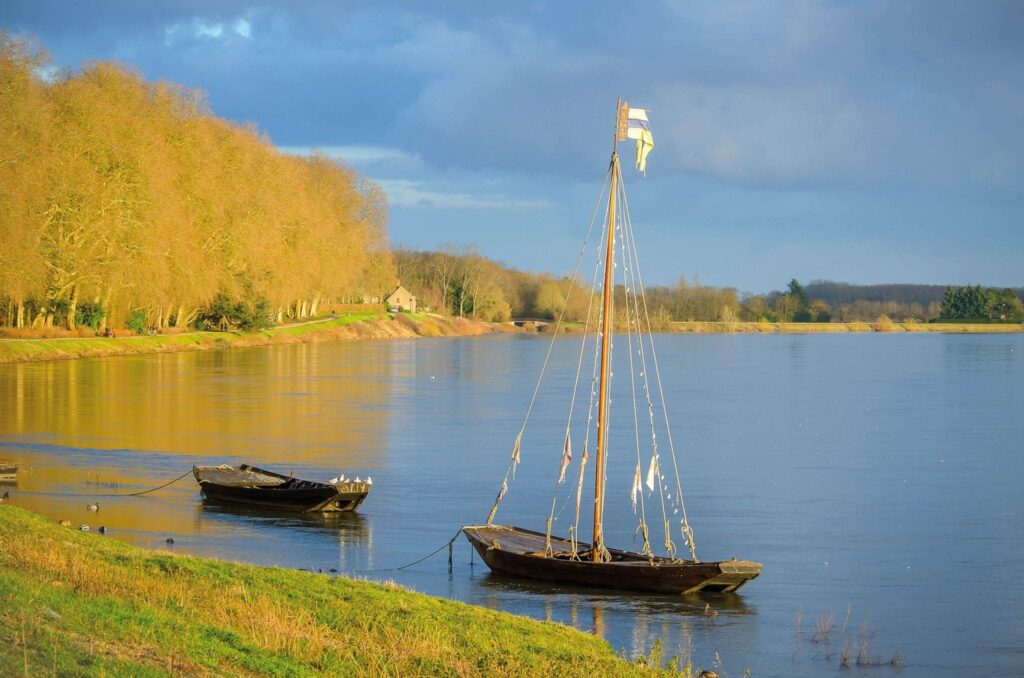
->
<box><xmin>6</xmin><ymin>1</ymin><xmax>1022</xmax><ymax>188</ymax></box>
<box><xmin>2</xmin><ymin>1</ymin><xmax>1022</xmax><ymax>288</ymax></box>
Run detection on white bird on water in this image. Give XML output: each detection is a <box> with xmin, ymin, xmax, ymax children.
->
<box><xmin>85</xmin><ymin>503</ymin><xmax>99</xmax><ymax>511</ymax></box>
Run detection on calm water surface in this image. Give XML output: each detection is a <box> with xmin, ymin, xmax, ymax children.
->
<box><xmin>1</xmin><ymin>334</ymin><xmax>1021</xmax><ymax>676</ymax></box>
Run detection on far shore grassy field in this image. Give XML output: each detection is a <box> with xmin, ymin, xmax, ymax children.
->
<box><xmin>0</xmin><ymin>505</ymin><xmax>667</xmax><ymax>677</ymax></box>
<box><xmin>669</xmin><ymin>320</ymin><xmax>1024</xmax><ymax>334</ymax></box>
<box><xmin>0</xmin><ymin>316</ymin><xmax>1019</xmax><ymax>365</ymax></box>
<box><xmin>0</xmin><ymin>312</ymin><xmax>507</xmax><ymax>365</ymax></box>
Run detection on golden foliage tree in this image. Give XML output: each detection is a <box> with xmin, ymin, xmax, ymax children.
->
<box><xmin>0</xmin><ymin>35</ymin><xmax>393</xmax><ymax>331</ymax></box>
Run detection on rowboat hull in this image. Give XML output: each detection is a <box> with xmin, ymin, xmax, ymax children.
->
<box><xmin>463</xmin><ymin>525</ymin><xmax>761</xmax><ymax>594</ymax></box>
<box><xmin>0</xmin><ymin>463</ymin><xmax>17</xmax><ymax>483</ymax></box>
<box><xmin>193</xmin><ymin>464</ymin><xmax>370</xmax><ymax>513</ymax></box>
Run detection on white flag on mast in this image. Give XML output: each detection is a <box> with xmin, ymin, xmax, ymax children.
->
<box><xmin>626</xmin><ymin>108</ymin><xmax>654</xmax><ymax>173</ymax></box>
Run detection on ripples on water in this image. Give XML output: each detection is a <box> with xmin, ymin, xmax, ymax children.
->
<box><xmin>1</xmin><ymin>334</ymin><xmax>1021</xmax><ymax>676</ymax></box>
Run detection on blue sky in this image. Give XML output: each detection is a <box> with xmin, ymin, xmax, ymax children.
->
<box><xmin>3</xmin><ymin>1</ymin><xmax>1022</xmax><ymax>291</ymax></box>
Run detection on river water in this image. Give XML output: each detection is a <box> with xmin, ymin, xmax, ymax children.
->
<box><xmin>0</xmin><ymin>333</ymin><xmax>1021</xmax><ymax>676</ymax></box>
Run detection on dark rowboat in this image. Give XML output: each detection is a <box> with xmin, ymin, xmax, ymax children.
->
<box><xmin>463</xmin><ymin>525</ymin><xmax>760</xmax><ymax>594</ymax></box>
<box><xmin>193</xmin><ymin>464</ymin><xmax>370</xmax><ymax>512</ymax></box>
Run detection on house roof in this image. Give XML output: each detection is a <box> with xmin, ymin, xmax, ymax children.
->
<box><xmin>386</xmin><ymin>285</ymin><xmax>415</xmax><ymax>302</ymax></box>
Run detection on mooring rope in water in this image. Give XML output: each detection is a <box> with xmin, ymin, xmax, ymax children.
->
<box><xmin>27</xmin><ymin>468</ymin><xmax>195</xmax><ymax>498</ymax></box>
<box><xmin>111</xmin><ymin>469</ymin><xmax>195</xmax><ymax>496</ymax></box>
<box><xmin>352</xmin><ymin>528</ymin><xmax>464</xmax><ymax>574</ymax></box>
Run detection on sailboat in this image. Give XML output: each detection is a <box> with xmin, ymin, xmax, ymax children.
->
<box><xmin>462</xmin><ymin>100</ymin><xmax>762</xmax><ymax>594</ymax></box>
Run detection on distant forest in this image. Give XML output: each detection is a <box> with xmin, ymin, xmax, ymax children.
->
<box><xmin>2</xmin><ymin>34</ymin><xmax>1021</xmax><ymax>334</ymax></box>
<box><xmin>804</xmin><ymin>281</ymin><xmax>1024</xmax><ymax>323</ymax></box>
<box><xmin>392</xmin><ymin>248</ymin><xmax>1024</xmax><ymax>325</ymax></box>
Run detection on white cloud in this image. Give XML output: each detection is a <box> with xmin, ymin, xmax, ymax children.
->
<box><xmin>377</xmin><ymin>179</ymin><xmax>550</xmax><ymax>210</ymax></box>
<box><xmin>33</xmin><ymin>64</ymin><xmax>61</xmax><ymax>84</ymax></box>
<box><xmin>164</xmin><ymin>16</ymin><xmax>252</xmax><ymax>46</ymax></box>
<box><xmin>278</xmin><ymin>146</ymin><xmax>542</xmax><ymax>209</ymax></box>
<box><xmin>194</xmin><ymin>21</ymin><xmax>223</xmax><ymax>39</ymax></box>
<box><xmin>279</xmin><ymin>145</ymin><xmax>422</xmax><ymax>170</ymax></box>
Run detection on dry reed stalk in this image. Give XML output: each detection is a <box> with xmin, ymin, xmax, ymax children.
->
<box><xmin>839</xmin><ymin>602</ymin><xmax>852</xmax><ymax>634</ymax></box>
<box><xmin>839</xmin><ymin>639</ymin><xmax>853</xmax><ymax>667</ymax></box>
<box><xmin>812</xmin><ymin>611</ymin><xmax>835</xmax><ymax>643</ymax></box>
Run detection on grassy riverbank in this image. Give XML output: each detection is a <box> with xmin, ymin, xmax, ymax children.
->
<box><xmin>0</xmin><ymin>312</ymin><xmax>507</xmax><ymax>365</ymax></box>
<box><xmin>670</xmin><ymin>320</ymin><xmax>1024</xmax><ymax>333</ymax></box>
<box><xmin>0</xmin><ymin>505</ymin><xmax>662</xmax><ymax>676</ymax></box>
<box><xmin>4</xmin><ymin>316</ymin><xmax>1016</xmax><ymax>365</ymax></box>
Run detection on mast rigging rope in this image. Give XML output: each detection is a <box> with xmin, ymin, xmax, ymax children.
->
<box><xmin>486</xmin><ymin>165</ymin><xmax>612</xmax><ymax>526</ymax></box>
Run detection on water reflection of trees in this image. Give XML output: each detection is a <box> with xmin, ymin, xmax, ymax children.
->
<box><xmin>0</xmin><ymin>343</ymin><xmax>391</xmax><ymax>468</ymax></box>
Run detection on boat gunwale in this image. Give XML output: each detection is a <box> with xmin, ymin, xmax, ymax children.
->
<box><xmin>192</xmin><ymin>463</ymin><xmax>333</xmax><ymax>489</ymax></box>
<box><xmin>463</xmin><ymin>524</ymin><xmax>762</xmax><ymax>571</ymax></box>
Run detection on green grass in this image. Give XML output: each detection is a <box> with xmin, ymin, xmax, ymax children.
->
<box><xmin>0</xmin><ymin>313</ymin><xmax>504</xmax><ymax>364</ymax></box>
<box><xmin>0</xmin><ymin>505</ymin><xmax>663</xmax><ymax>676</ymax></box>
<box><xmin>668</xmin><ymin>321</ymin><xmax>1024</xmax><ymax>334</ymax></box>
<box><xmin>268</xmin><ymin>311</ymin><xmax>384</xmax><ymax>337</ymax></box>
<box><xmin>3</xmin><ymin>315</ymin><xmax>1017</xmax><ymax>365</ymax></box>
<box><xmin>0</xmin><ymin>331</ymin><xmax>236</xmax><ymax>362</ymax></box>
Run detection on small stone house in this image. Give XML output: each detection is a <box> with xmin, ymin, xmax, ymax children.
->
<box><xmin>386</xmin><ymin>285</ymin><xmax>417</xmax><ymax>313</ymax></box>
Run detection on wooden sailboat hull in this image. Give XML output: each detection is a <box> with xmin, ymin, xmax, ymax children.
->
<box><xmin>464</xmin><ymin>525</ymin><xmax>761</xmax><ymax>595</ymax></box>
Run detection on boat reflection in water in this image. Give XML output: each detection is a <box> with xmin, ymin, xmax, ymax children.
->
<box><xmin>477</xmin><ymin>571</ymin><xmax>753</xmax><ymax>616</ymax></box>
<box><xmin>474</xmin><ymin>570</ymin><xmax>756</xmax><ymax>659</ymax></box>
<box><xmin>193</xmin><ymin>499</ymin><xmax>373</xmax><ymax>572</ymax></box>
<box><xmin>197</xmin><ymin>499</ymin><xmax>368</xmax><ymax>533</ymax></box>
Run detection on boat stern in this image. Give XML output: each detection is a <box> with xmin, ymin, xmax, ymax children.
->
<box><xmin>683</xmin><ymin>558</ymin><xmax>763</xmax><ymax>594</ymax></box>
<box><xmin>322</xmin><ymin>480</ymin><xmax>372</xmax><ymax>512</ymax></box>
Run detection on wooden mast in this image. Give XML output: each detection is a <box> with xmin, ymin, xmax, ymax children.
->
<box><xmin>593</xmin><ymin>100</ymin><xmax>625</xmax><ymax>561</ymax></box>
